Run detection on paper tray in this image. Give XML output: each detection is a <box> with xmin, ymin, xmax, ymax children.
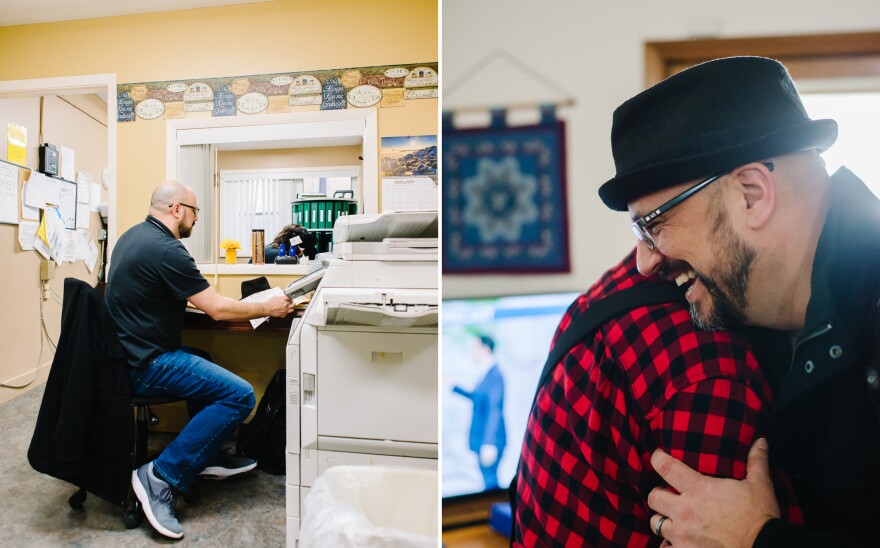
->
<box><xmin>325</xmin><ymin>302</ymin><xmax>438</xmax><ymax>327</ymax></box>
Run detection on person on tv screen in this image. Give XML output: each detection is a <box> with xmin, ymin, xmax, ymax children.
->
<box><xmin>453</xmin><ymin>334</ymin><xmax>506</xmax><ymax>491</ymax></box>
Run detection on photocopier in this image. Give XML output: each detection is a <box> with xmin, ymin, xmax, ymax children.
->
<box><xmin>283</xmin><ymin>209</ymin><xmax>438</xmax><ymax>546</ymax></box>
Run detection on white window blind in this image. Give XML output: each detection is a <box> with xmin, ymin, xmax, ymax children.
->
<box><xmin>178</xmin><ymin>144</ymin><xmax>214</xmax><ymax>263</ymax></box>
<box><xmin>220</xmin><ymin>175</ymin><xmax>296</xmax><ymax>256</ymax></box>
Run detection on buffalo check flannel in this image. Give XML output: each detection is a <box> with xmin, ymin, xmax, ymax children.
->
<box><xmin>513</xmin><ymin>250</ymin><xmax>802</xmax><ymax>547</ymax></box>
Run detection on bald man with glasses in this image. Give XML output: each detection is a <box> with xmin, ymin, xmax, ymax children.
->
<box><xmin>106</xmin><ymin>180</ymin><xmax>296</xmax><ymax>539</ymax></box>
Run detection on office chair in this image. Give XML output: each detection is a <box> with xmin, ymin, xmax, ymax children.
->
<box><xmin>31</xmin><ymin>279</ymin><xmax>199</xmax><ymax>530</ymax></box>
<box><xmin>67</xmin><ymin>394</ymin><xmax>188</xmax><ymax>529</ymax></box>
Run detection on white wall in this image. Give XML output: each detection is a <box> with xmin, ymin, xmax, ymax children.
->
<box><xmin>442</xmin><ymin>0</ymin><xmax>880</xmax><ymax>298</ymax></box>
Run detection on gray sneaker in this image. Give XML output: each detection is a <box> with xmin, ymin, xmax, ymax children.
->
<box><xmin>198</xmin><ymin>452</ymin><xmax>257</xmax><ymax>479</ymax></box>
<box><xmin>131</xmin><ymin>462</ymin><xmax>183</xmax><ymax>539</ymax></box>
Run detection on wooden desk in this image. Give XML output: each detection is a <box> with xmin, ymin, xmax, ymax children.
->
<box><xmin>443</xmin><ymin>524</ymin><xmax>509</xmax><ymax>547</ymax></box>
<box><xmin>443</xmin><ymin>493</ymin><xmax>510</xmax><ymax>547</ymax></box>
<box><xmin>150</xmin><ymin>309</ymin><xmax>302</xmax><ymax>432</ymax></box>
<box><xmin>181</xmin><ymin>309</ymin><xmax>297</xmax><ymax>333</ymax></box>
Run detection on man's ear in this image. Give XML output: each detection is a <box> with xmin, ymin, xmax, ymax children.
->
<box><xmin>731</xmin><ymin>162</ymin><xmax>775</xmax><ymax>229</ymax></box>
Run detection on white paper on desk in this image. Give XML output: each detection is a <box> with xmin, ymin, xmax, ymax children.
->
<box><xmin>60</xmin><ymin>146</ymin><xmax>75</xmax><ymax>181</ymax></box>
<box><xmin>85</xmin><ymin>238</ymin><xmax>98</xmax><ymax>272</ymax></box>
<box><xmin>18</xmin><ymin>220</ymin><xmax>38</xmax><ymax>251</ymax></box>
<box><xmin>241</xmin><ymin>286</ymin><xmax>284</xmax><ymax>329</ymax></box>
<box><xmin>24</xmin><ymin>172</ymin><xmax>48</xmax><ymax>209</ymax></box>
<box><xmin>76</xmin><ymin>203</ymin><xmax>89</xmax><ymax>229</ymax></box>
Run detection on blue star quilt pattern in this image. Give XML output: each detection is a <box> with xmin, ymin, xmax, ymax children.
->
<box><xmin>443</xmin><ymin>119</ymin><xmax>570</xmax><ymax>273</ymax></box>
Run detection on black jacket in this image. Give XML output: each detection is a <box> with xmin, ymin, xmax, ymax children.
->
<box><xmin>28</xmin><ymin>278</ymin><xmax>134</xmax><ymax>506</ymax></box>
<box><xmin>755</xmin><ymin>169</ymin><xmax>880</xmax><ymax>547</ymax></box>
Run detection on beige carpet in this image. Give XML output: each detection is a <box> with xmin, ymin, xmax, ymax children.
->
<box><xmin>0</xmin><ymin>383</ymin><xmax>285</xmax><ymax>547</ymax></box>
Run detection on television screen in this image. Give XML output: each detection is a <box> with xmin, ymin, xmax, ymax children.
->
<box><xmin>442</xmin><ymin>291</ymin><xmax>580</xmax><ymax>499</ymax></box>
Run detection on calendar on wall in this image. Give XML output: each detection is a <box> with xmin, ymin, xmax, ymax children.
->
<box><xmin>380</xmin><ymin>135</ymin><xmax>437</xmax><ymax>212</ymax></box>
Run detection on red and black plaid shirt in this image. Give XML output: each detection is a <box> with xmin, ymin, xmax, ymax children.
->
<box><xmin>514</xmin><ymin>250</ymin><xmax>802</xmax><ymax>547</ymax></box>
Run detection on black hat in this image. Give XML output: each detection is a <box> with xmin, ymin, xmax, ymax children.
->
<box><xmin>598</xmin><ymin>56</ymin><xmax>838</xmax><ymax>211</ymax></box>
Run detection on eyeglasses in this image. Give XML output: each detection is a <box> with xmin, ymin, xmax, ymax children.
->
<box><xmin>631</xmin><ymin>162</ymin><xmax>774</xmax><ymax>250</ymax></box>
<box><xmin>171</xmin><ymin>202</ymin><xmax>200</xmax><ymax>216</ymax></box>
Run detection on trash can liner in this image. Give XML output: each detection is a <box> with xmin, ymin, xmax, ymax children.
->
<box><xmin>299</xmin><ymin>465</ymin><xmax>438</xmax><ymax>547</ymax></box>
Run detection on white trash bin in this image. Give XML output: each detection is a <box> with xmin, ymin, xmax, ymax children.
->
<box><xmin>299</xmin><ymin>465</ymin><xmax>439</xmax><ymax>547</ymax></box>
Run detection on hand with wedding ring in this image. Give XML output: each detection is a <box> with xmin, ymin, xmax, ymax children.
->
<box><xmin>653</xmin><ymin>514</ymin><xmax>668</xmax><ymax>537</ymax></box>
<box><xmin>647</xmin><ymin>438</ymin><xmax>780</xmax><ymax>547</ymax></box>
<box><xmin>653</xmin><ymin>514</ymin><xmax>672</xmax><ymax>547</ymax></box>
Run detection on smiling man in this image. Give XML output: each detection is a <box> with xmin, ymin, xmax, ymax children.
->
<box><xmin>598</xmin><ymin>57</ymin><xmax>880</xmax><ymax>546</ymax></box>
<box><xmin>630</xmin><ymin>160</ymin><xmax>771</xmax><ymax>332</ymax></box>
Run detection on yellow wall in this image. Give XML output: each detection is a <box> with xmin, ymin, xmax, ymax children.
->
<box><xmin>0</xmin><ymin>0</ymin><xmax>438</xmax><ymax>238</ymax></box>
<box><xmin>0</xmin><ymin>0</ymin><xmax>437</xmax><ymax>401</ymax></box>
<box><xmin>208</xmin><ymin>273</ymin><xmax>299</xmax><ymax>298</ymax></box>
<box><xmin>218</xmin><ymin>145</ymin><xmax>362</xmax><ymax>171</ymax></box>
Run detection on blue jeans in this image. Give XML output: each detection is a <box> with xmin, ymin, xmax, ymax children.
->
<box><xmin>130</xmin><ymin>349</ymin><xmax>255</xmax><ymax>492</ymax></box>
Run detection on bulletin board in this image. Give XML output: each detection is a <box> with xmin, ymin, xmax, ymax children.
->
<box><xmin>0</xmin><ymin>159</ymin><xmax>98</xmax><ymax>270</ymax></box>
<box><xmin>2</xmin><ymin>159</ymin><xmax>78</xmax><ymax>227</ymax></box>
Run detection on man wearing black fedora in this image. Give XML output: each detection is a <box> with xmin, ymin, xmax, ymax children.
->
<box><xmin>598</xmin><ymin>56</ymin><xmax>880</xmax><ymax>546</ymax></box>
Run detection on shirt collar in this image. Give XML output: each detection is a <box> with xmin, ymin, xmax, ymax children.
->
<box><xmin>145</xmin><ymin>215</ymin><xmax>175</xmax><ymax>238</ymax></box>
<box><xmin>801</xmin><ymin>167</ymin><xmax>879</xmax><ymax>339</ymax></box>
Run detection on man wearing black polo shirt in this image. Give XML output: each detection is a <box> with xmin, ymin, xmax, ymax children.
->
<box><xmin>106</xmin><ymin>180</ymin><xmax>296</xmax><ymax>539</ymax></box>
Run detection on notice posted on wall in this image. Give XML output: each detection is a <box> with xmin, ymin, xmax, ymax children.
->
<box><xmin>0</xmin><ymin>161</ymin><xmax>18</xmax><ymax>224</ymax></box>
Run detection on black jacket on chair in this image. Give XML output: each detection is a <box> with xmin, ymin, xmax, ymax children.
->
<box><xmin>28</xmin><ymin>278</ymin><xmax>134</xmax><ymax>506</ymax></box>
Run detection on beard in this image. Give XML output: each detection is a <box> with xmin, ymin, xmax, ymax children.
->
<box><xmin>689</xmin><ymin>209</ymin><xmax>756</xmax><ymax>331</ymax></box>
<box><xmin>178</xmin><ymin>218</ymin><xmax>193</xmax><ymax>239</ymax></box>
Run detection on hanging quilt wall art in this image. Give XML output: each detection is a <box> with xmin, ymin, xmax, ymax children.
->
<box><xmin>442</xmin><ymin>106</ymin><xmax>570</xmax><ymax>274</ymax></box>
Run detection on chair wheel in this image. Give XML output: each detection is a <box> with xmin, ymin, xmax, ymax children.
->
<box><xmin>68</xmin><ymin>489</ymin><xmax>87</xmax><ymax>509</ymax></box>
<box><xmin>123</xmin><ymin>509</ymin><xmax>143</xmax><ymax>529</ymax></box>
